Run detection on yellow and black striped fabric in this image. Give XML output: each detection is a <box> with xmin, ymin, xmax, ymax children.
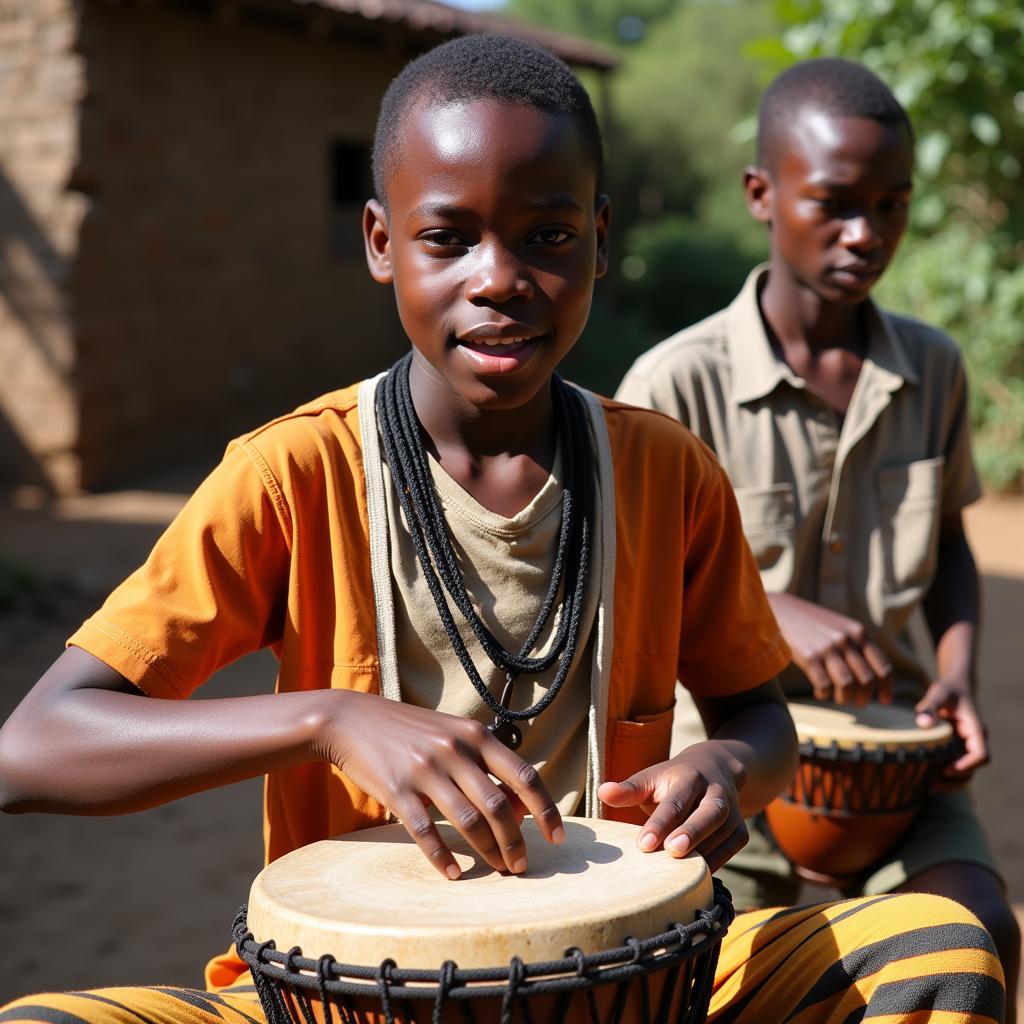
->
<box><xmin>0</xmin><ymin>986</ymin><xmax>265</xmax><ymax>1024</ymax></box>
<box><xmin>0</xmin><ymin>895</ymin><xmax>1004</xmax><ymax>1024</ymax></box>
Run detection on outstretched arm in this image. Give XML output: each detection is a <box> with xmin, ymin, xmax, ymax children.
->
<box><xmin>0</xmin><ymin>646</ymin><xmax>333</xmax><ymax>814</ymax></box>
<box><xmin>598</xmin><ymin>677</ymin><xmax>797</xmax><ymax>871</ymax></box>
<box><xmin>0</xmin><ymin>647</ymin><xmax>563</xmax><ymax>880</ymax></box>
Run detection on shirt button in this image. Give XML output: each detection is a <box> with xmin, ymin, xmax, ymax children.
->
<box><xmin>829</xmin><ymin>535</ymin><xmax>844</xmax><ymax>554</ymax></box>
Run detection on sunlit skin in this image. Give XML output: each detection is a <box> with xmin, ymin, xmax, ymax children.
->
<box><xmin>745</xmin><ymin>107</ymin><xmax>913</xmax><ymax>414</ymax></box>
<box><xmin>364</xmin><ymin>98</ymin><xmax>609</xmax><ymax>516</ymax></box>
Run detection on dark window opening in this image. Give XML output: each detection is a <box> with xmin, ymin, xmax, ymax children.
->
<box><xmin>329</xmin><ymin>141</ymin><xmax>373</xmax><ymax>258</ymax></box>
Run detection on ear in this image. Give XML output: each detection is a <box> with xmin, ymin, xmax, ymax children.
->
<box><xmin>594</xmin><ymin>194</ymin><xmax>611</xmax><ymax>279</ymax></box>
<box><xmin>363</xmin><ymin>199</ymin><xmax>393</xmax><ymax>284</ymax></box>
<box><xmin>744</xmin><ymin>165</ymin><xmax>773</xmax><ymax>225</ymax></box>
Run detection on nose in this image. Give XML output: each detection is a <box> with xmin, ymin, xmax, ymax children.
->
<box><xmin>465</xmin><ymin>241</ymin><xmax>534</xmax><ymax>305</ymax></box>
<box><xmin>840</xmin><ymin>213</ymin><xmax>882</xmax><ymax>251</ymax></box>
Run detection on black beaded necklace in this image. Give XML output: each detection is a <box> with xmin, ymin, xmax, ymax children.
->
<box><xmin>375</xmin><ymin>353</ymin><xmax>594</xmax><ymax>749</ymax></box>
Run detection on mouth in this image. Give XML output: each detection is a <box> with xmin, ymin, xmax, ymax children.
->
<box><xmin>454</xmin><ymin>329</ymin><xmax>546</xmax><ymax>374</ymax></box>
<box><xmin>828</xmin><ymin>263</ymin><xmax>883</xmax><ymax>288</ymax></box>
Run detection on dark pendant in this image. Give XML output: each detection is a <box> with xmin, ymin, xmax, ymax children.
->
<box><xmin>489</xmin><ymin>718</ymin><xmax>523</xmax><ymax>750</ymax></box>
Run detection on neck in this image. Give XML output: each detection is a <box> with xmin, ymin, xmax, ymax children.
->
<box><xmin>408</xmin><ymin>352</ymin><xmax>556</xmax><ymax>465</ymax></box>
<box><xmin>760</xmin><ymin>263</ymin><xmax>866</xmax><ymax>353</ymax></box>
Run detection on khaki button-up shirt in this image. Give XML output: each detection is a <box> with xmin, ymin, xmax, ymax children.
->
<box><xmin>617</xmin><ymin>266</ymin><xmax>981</xmax><ymax>700</ymax></box>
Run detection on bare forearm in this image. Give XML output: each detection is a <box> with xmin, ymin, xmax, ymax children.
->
<box><xmin>931</xmin><ymin>620</ymin><xmax>976</xmax><ymax>688</ymax></box>
<box><xmin>0</xmin><ymin>651</ymin><xmax>340</xmax><ymax>814</ymax></box>
<box><xmin>694</xmin><ymin>681</ymin><xmax>798</xmax><ymax>816</ymax></box>
<box><xmin>923</xmin><ymin>523</ymin><xmax>980</xmax><ymax>687</ymax></box>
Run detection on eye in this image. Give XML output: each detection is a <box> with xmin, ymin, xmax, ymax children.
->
<box><xmin>530</xmin><ymin>227</ymin><xmax>572</xmax><ymax>246</ymax></box>
<box><xmin>879</xmin><ymin>197</ymin><xmax>909</xmax><ymax>213</ymax></box>
<box><xmin>813</xmin><ymin>197</ymin><xmax>841</xmax><ymax>215</ymax></box>
<box><xmin>419</xmin><ymin>230</ymin><xmax>467</xmax><ymax>249</ymax></box>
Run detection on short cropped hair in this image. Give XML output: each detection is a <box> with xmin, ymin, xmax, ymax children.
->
<box><xmin>372</xmin><ymin>34</ymin><xmax>604</xmax><ymax>204</ymax></box>
<box><xmin>757</xmin><ymin>57</ymin><xmax>913</xmax><ymax>168</ymax></box>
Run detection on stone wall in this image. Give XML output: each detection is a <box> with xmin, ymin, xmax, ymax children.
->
<box><xmin>70</xmin><ymin>3</ymin><xmax>411</xmax><ymax>488</ymax></box>
<box><xmin>0</xmin><ymin>0</ymin><xmax>87</xmax><ymax>492</ymax></box>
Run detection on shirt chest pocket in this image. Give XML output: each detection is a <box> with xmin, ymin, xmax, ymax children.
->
<box><xmin>733</xmin><ymin>483</ymin><xmax>795</xmax><ymax>578</ymax></box>
<box><xmin>878</xmin><ymin>456</ymin><xmax>945</xmax><ymax>594</ymax></box>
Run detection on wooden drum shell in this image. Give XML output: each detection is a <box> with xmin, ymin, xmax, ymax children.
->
<box><xmin>239</xmin><ymin>950</ymin><xmax>714</xmax><ymax>1024</ymax></box>
<box><xmin>764</xmin><ymin>702</ymin><xmax>958</xmax><ymax>883</ymax></box>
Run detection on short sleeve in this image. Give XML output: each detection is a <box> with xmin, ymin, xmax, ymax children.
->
<box><xmin>615</xmin><ymin>354</ymin><xmax>695</xmax><ymax>429</ymax></box>
<box><xmin>67</xmin><ymin>442</ymin><xmax>291</xmax><ymax>699</ymax></box>
<box><xmin>677</xmin><ymin>464</ymin><xmax>791</xmax><ymax>696</ymax></box>
<box><xmin>940</xmin><ymin>351</ymin><xmax>982</xmax><ymax>514</ymax></box>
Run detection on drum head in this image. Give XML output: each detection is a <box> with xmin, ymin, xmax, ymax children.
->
<box><xmin>247</xmin><ymin>817</ymin><xmax>710</xmax><ymax>970</ymax></box>
<box><xmin>788</xmin><ymin>700</ymin><xmax>953</xmax><ymax>750</ymax></box>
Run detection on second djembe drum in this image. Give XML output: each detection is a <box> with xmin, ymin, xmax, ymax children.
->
<box><xmin>233</xmin><ymin>817</ymin><xmax>733</xmax><ymax>1024</ymax></box>
<box><xmin>764</xmin><ymin>700</ymin><xmax>959</xmax><ymax>884</ymax></box>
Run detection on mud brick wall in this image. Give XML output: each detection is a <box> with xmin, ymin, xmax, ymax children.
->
<box><xmin>0</xmin><ymin>0</ymin><xmax>87</xmax><ymax>491</ymax></box>
<box><xmin>71</xmin><ymin>3</ymin><xmax>409</xmax><ymax>488</ymax></box>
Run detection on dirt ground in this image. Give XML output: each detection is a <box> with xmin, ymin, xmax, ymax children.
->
<box><xmin>0</xmin><ymin>473</ymin><xmax>1020</xmax><ymax>1011</ymax></box>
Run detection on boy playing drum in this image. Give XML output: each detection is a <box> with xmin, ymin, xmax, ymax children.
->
<box><xmin>618</xmin><ymin>57</ymin><xmax>1018</xmax><ymax>1017</ymax></box>
<box><xmin>0</xmin><ymin>38</ymin><xmax>1006</xmax><ymax>1024</ymax></box>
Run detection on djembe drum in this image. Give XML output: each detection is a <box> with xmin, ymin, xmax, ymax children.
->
<box><xmin>763</xmin><ymin>700</ymin><xmax>959</xmax><ymax>884</ymax></box>
<box><xmin>233</xmin><ymin>817</ymin><xmax>733</xmax><ymax>1024</ymax></box>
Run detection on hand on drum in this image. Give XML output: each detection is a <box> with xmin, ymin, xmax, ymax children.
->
<box><xmin>597</xmin><ymin>742</ymin><xmax>748</xmax><ymax>872</ymax></box>
<box><xmin>767</xmin><ymin>592</ymin><xmax>894</xmax><ymax>705</ymax></box>
<box><xmin>916</xmin><ymin>674</ymin><xmax>990</xmax><ymax>782</ymax></box>
<box><xmin>320</xmin><ymin>692</ymin><xmax>564</xmax><ymax>880</ymax></box>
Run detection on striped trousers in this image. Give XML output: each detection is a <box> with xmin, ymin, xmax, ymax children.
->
<box><xmin>0</xmin><ymin>895</ymin><xmax>1005</xmax><ymax>1024</ymax></box>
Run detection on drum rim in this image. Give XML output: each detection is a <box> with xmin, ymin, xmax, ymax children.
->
<box><xmin>786</xmin><ymin>700</ymin><xmax>954</xmax><ymax>748</ymax></box>
<box><xmin>232</xmin><ymin>878</ymin><xmax>734</xmax><ymax>1001</ymax></box>
<box><xmin>794</xmin><ymin>735</ymin><xmax>962</xmax><ymax>764</ymax></box>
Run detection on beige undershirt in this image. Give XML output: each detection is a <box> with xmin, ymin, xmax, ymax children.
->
<box><xmin>381</xmin><ymin>438</ymin><xmax>601</xmax><ymax>816</ymax></box>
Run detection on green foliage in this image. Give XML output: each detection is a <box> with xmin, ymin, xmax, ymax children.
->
<box><xmin>618</xmin><ymin>216</ymin><xmax>760</xmax><ymax>339</ymax></box>
<box><xmin>507</xmin><ymin>0</ymin><xmax>678</xmax><ymax>45</ymax></box>
<box><xmin>768</xmin><ymin>0</ymin><xmax>1024</xmax><ymax>490</ymax></box>
<box><xmin>772</xmin><ymin>0</ymin><xmax>1024</xmax><ymax>238</ymax></box>
<box><xmin>877</xmin><ymin>226</ymin><xmax>1024</xmax><ymax>491</ymax></box>
<box><xmin>564</xmin><ymin>217</ymin><xmax>763</xmax><ymax>399</ymax></box>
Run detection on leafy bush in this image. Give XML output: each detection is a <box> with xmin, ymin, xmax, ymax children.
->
<box><xmin>878</xmin><ymin>224</ymin><xmax>1024</xmax><ymax>491</ymax></box>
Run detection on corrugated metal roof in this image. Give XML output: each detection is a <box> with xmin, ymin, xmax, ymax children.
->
<box><xmin>289</xmin><ymin>0</ymin><xmax>618</xmax><ymax>70</ymax></box>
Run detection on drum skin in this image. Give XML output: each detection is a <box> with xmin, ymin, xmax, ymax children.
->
<box><xmin>764</xmin><ymin>701</ymin><xmax>957</xmax><ymax>883</ymax></box>
<box><xmin>241</xmin><ymin>817</ymin><xmax>720</xmax><ymax>1024</ymax></box>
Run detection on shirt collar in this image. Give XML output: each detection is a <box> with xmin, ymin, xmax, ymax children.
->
<box><xmin>726</xmin><ymin>264</ymin><xmax>919</xmax><ymax>405</ymax></box>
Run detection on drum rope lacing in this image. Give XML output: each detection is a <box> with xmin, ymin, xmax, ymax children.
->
<box><xmin>375</xmin><ymin>353</ymin><xmax>595</xmax><ymax>750</ymax></box>
<box><xmin>233</xmin><ymin>877</ymin><xmax>733</xmax><ymax>1024</ymax></box>
<box><xmin>779</xmin><ymin>736</ymin><xmax>962</xmax><ymax>815</ymax></box>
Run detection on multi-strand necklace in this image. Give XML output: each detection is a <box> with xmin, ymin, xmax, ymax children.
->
<box><xmin>375</xmin><ymin>353</ymin><xmax>594</xmax><ymax>749</ymax></box>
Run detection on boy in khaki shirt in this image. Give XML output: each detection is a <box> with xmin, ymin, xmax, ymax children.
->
<box><xmin>618</xmin><ymin>56</ymin><xmax>1019</xmax><ymax>1017</ymax></box>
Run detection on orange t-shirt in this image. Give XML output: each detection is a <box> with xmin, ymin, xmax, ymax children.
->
<box><xmin>67</xmin><ymin>381</ymin><xmax>789</xmax><ymax>984</ymax></box>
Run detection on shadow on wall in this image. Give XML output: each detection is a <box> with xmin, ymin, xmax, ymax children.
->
<box><xmin>0</xmin><ymin>406</ymin><xmax>53</xmax><ymax>492</ymax></box>
<box><xmin>0</xmin><ymin>165</ymin><xmax>78</xmax><ymax>492</ymax></box>
<box><xmin>0</xmin><ymin>167</ymin><xmax>71</xmax><ymax>370</ymax></box>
